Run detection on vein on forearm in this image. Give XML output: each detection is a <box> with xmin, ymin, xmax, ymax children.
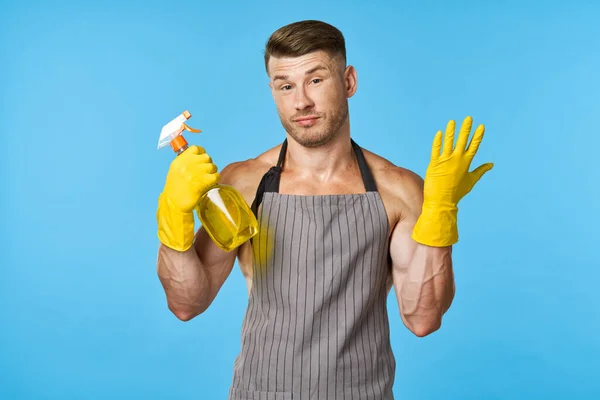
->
<box><xmin>157</xmin><ymin>245</ymin><xmax>212</xmax><ymax>312</ymax></box>
<box><xmin>400</xmin><ymin>245</ymin><xmax>454</xmax><ymax>319</ymax></box>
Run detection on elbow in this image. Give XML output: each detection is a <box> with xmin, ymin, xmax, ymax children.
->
<box><xmin>412</xmin><ymin>322</ymin><xmax>441</xmax><ymax>337</ymax></box>
<box><xmin>407</xmin><ymin>317</ymin><xmax>442</xmax><ymax>338</ymax></box>
<box><xmin>169</xmin><ymin>304</ymin><xmax>204</xmax><ymax>322</ymax></box>
<box><xmin>173</xmin><ymin>310</ymin><xmax>197</xmax><ymax>322</ymax></box>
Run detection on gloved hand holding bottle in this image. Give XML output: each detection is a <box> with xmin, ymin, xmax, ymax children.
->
<box><xmin>156</xmin><ymin>110</ymin><xmax>258</xmax><ymax>253</ymax></box>
<box><xmin>157</xmin><ymin>145</ymin><xmax>220</xmax><ymax>252</ymax></box>
<box><xmin>411</xmin><ymin>116</ymin><xmax>493</xmax><ymax>247</ymax></box>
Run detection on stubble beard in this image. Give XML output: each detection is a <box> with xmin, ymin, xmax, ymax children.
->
<box><xmin>279</xmin><ymin>100</ymin><xmax>349</xmax><ymax>148</ymax></box>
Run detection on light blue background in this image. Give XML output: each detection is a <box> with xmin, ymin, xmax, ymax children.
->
<box><xmin>2</xmin><ymin>0</ymin><xmax>599</xmax><ymax>399</ymax></box>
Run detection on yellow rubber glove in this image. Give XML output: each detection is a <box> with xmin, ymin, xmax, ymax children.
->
<box><xmin>157</xmin><ymin>145</ymin><xmax>220</xmax><ymax>251</ymax></box>
<box><xmin>411</xmin><ymin>116</ymin><xmax>493</xmax><ymax>247</ymax></box>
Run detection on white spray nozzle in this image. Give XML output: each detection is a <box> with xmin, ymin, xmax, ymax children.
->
<box><xmin>157</xmin><ymin>110</ymin><xmax>201</xmax><ymax>150</ymax></box>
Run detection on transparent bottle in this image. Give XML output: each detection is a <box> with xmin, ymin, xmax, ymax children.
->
<box><xmin>194</xmin><ymin>183</ymin><xmax>258</xmax><ymax>252</ymax></box>
<box><xmin>158</xmin><ymin>110</ymin><xmax>258</xmax><ymax>252</ymax></box>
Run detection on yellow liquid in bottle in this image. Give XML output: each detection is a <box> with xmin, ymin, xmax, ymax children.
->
<box><xmin>196</xmin><ymin>184</ymin><xmax>258</xmax><ymax>252</ymax></box>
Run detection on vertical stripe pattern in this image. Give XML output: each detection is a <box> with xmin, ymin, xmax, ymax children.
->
<box><xmin>229</xmin><ymin>191</ymin><xmax>395</xmax><ymax>400</ymax></box>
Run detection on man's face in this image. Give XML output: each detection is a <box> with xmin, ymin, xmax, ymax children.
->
<box><xmin>268</xmin><ymin>50</ymin><xmax>355</xmax><ymax>148</ymax></box>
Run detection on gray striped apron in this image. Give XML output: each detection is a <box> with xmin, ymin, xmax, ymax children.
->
<box><xmin>229</xmin><ymin>139</ymin><xmax>395</xmax><ymax>400</ymax></box>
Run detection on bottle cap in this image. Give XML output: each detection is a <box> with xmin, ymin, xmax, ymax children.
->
<box><xmin>170</xmin><ymin>134</ymin><xmax>188</xmax><ymax>152</ymax></box>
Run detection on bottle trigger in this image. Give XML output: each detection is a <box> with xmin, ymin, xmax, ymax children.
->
<box><xmin>182</xmin><ymin>123</ymin><xmax>202</xmax><ymax>133</ymax></box>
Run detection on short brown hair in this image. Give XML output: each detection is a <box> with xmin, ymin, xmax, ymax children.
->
<box><xmin>263</xmin><ymin>20</ymin><xmax>346</xmax><ymax>75</ymax></box>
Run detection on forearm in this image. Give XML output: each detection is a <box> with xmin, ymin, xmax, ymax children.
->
<box><xmin>156</xmin><ymin>243</ymin><xmax>213</xmax><ymax>321</ymax></box>
<box><xmin>398</xmin><ymin>244</ymin><xmax>455</xmax><ymax>336</ymax></box>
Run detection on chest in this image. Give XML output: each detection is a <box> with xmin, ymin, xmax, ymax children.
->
<box><xmin>238</xmin><ymin>192</ymin><xmax>394</xmax><ymax>283</ymax></box>
<box><xmin>278</xmin><ymin>169</ymin><xmax>365</xmax><ymax>197</ymax></box>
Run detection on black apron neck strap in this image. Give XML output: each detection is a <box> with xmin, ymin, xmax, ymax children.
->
<box><xmin>351</xmin><ymin>139</ymin><xmax>378</xmax><ymax>192</ymax></box>
<box><xmin>276</xmin><ymin>139</ymin><xmax>287</xmax><ymax>168</ymax></box>
<box><xmin>250</xmin><ymin>141</ymin><xmax>286</xmax><ymax>216</ymax></box>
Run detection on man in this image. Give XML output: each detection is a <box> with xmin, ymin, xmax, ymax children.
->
<box><xmin>156</xmin><ymin>20</ymin><xmax>493</xmax><ymax>400</ymax></box>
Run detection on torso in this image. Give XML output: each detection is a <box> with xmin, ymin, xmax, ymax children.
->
<box><xmin>223</xmin><ymin>141</ymin><xmax>418</xmax><ymax>294</ymax></box>
<box><xmin>227</xmin><ymin>139</ymin><xmax>414</xmax><ymax>399</ymax></box>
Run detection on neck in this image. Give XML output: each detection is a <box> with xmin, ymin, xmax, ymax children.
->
<box><xmin>284</xmin><ymin>122</ymin><xmax>356</xmax><ymax>182</ymax></box>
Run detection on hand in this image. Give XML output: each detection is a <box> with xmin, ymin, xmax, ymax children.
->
<box><xmin>412</xmin><ymin>116</ymin><xmax>493</xmax><ymax>247</ymax></box>
<box><xmin>157</xmin><ymin>145</ymin><xmax>220</xmax><ymax>251</ymax></box>
<box><xmin>424</xmin><ymin>116</ymin><xmax>493</xmax><ymax>208</ymax></box>
<box><xmin>162</xmin><ymin>145</ymin><xmax>220</xmax><ymax>213</ymax></box>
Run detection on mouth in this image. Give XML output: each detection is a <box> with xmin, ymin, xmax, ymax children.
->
<box><xmin>294</xmin><ymin>116</ymin><xmax>320</xmax><ymax>126</ymax></box>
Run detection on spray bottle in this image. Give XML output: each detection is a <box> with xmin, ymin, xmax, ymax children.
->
<box><xmin>158</xmin><ymin>110</ymin><xmax>258</xmax><ymax>252</ymax></box>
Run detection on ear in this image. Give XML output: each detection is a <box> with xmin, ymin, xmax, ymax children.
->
<box><xmin>344</xmin><ymin>65</ymin><xmax>358</xmax><ymax>98</ymax></box>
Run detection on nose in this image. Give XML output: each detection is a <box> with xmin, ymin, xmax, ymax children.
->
<box><xmin>294</xmin><ymin>86</ymin><xmax>314</xmax><ymax>110</ymax></box>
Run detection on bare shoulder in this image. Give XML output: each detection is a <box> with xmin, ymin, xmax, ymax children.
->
<box><xmin>216</xmin><ymin>144</ymin><xmax>282</xmax><ymax>278</ymax></box>
<box><xmin>360</xmin><ymin>146</ymin><xmax>425</xmax><ymax>220</ymax></box>
<box><xmin>217</xmin><ymin>143</ymin><xmax>283</xmax><ymax>205</ymax></box>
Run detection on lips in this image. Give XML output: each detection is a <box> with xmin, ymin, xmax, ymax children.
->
<box><xmin>294</xmin><ymin>116</ymin><xmax>320</xmax><ymax>126</ymax></box>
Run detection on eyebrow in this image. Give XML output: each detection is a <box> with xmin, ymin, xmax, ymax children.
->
<box><xmin>273</xmin><ymin>64</ymin><xmax>330</xmax><ymax>82</ymax></box>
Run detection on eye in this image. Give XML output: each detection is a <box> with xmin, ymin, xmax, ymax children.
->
<box><xmin>281</xmin><ymin>84</ymin><xmax>292</xmax><ymax>91</ymax></box>
<box><xmin>311</xmin><ymin>78</ymin><xmax>321</xmax><ymax>84</ymax></box>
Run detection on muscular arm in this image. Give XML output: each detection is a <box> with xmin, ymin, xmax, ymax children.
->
<box><xmin>389</xmin><ymin>171</ymin><xmax>455</xmax><ymax>337</ymax></box>
<box><xmin>157</xmin><ymin>229</ymin><xmax>238</xmax><ymax>321</ymax></box>
<box><xmin>156</xmin><ymin>163</ymin><xmax>243</xmax><ymax>321</ymax></box>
